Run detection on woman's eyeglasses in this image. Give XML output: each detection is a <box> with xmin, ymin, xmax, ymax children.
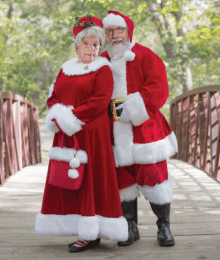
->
<box><xmin>82</xmin><ymin>41</ymin><xmax>100</xmax><ymax>49</ymax></box>
<box><xmin>105</xmin><ymin>27</ymin><xmax>126</xmax><ymax>36</ymax></box>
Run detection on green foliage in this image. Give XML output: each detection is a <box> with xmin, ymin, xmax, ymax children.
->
<box><xmin>0</xmin><ymin>0</ymin><xmax>219</xmax><ymax>119</ymax></box>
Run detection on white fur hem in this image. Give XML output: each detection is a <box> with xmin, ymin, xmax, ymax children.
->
<box><xmin>62</xmin><ymin>57</ymin><xmax>112</xmax><ymax>76</ymax></box>
<box><xmin>103</xmin><ymin>13</ymin><xmax>127</xmax><ymax>29</ymax></box>
<box><xmin>35</xmin><ymin>214</ymin><xmax>128</xmax><ymax>241</ymax></box>
<box><xmin>45</xmin><ymin>103</ymin><xmax>84</xmax><ymax>136</ymax></box>
<box><xmin>124</xmin><ymin>92</ymin><xmax>149</xmax><ymax>126</ymax></box>
<box><xmin>113</xmin><ymin>131</ymin><xmax>178</xmax><ymax>167</ymax></box>
<box><xmin>119</xmin><ymin>184</ymin><xmax>140</xmax><ymax>202</ymax></box>
<box><xmin>132</xmin><ymin>132</ymin><xmax>178</xmax><ymax>164</ymax></box>
<box><xmin>140</xmin><ymin>179</ymin><xmax>174</xmax><ymax>205</ymax></box>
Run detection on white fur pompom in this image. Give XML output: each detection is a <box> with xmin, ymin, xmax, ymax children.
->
<box><xmin>123</xmin><ymin>50</ymin><xmax>135</xmax><ymax>61</ymax></box>
<box><xmin>70</xmin><ymin>158</ymin><xmax>80</xmax><ymax>168</ymax></box>
<box><xmin>68</xmin><ymin>169</ymin><xmax>79</xmax><ymax>179</ymax></box>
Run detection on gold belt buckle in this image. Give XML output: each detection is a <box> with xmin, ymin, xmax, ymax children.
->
<box><xmin>111</xmin><ymin>98</ymin><xmax>124</xmax><ymax>122</ymax></box>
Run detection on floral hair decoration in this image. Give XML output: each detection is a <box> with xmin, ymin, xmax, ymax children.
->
<box><xmin>74</xmin><ymin>15</ymin><xmax>96</xmax><ymax>28</ymax></box>
<box><xmin>73</xmin><ymin>15</ymin><xmax>103</xmax><ymax>37</ymax></box>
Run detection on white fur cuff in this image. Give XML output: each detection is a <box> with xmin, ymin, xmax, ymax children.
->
<box><xmin>45</xmin><ymin>103</ymin><xmax>84</xmax><ymax>136</ymax></box>
<box><xmin>140</xmin><ymin>179</ymin><xmax>174</xmax><ymax>205</ymax></box>
<box><xmin>119</xmin><ymin>183</ymin><xmax>141</xmax><ymax>202</ymax></box>
<box><xmin>124</xmin><ymin>92</ymin><xmax>149</xmax><ymax>126</ymax></box>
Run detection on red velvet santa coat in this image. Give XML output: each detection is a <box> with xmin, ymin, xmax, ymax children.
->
<box><xmin>35</xmin><ymin>57</ymin><xmax>128</xmax><ymax>241</ymax></box>
<box><xmin>101</xmin><ymin>41</ymin><xmax>178</xmax><ymax>205</ymax></box>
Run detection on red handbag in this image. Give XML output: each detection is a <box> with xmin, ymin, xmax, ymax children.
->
<box><xmin>48</xmin><ymin>134</ymin><xmax>86</xmax><ymax>190</ymax></box>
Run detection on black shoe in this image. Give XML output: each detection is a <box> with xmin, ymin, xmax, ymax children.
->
<box><xmin>68</xmin><ymin>238</ymin><xmax>101</xmax><ymax>253</ymax></box>
<box><xmin>150</xmin><ymin>203</ymin><xmax>175</xmax><ymax>247</ymax></box>
<box><xmin>68</xmin><ymin>238</ymin><xmax>100</xmax><ymax>248</ymax></box>
<box><xmin>117</xmin><ymin>199</ymin><xmax>140</xmax><ymax>247</ymax></box>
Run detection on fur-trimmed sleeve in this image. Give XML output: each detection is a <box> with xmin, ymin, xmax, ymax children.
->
<box><xmin>140</xmin><ymin>51</ymin><xmax>169</xmax><ymax>118</ymax></box>
<box><xmin>45</xmin><ymin>70</ymin><xmax>84</xmax><ymax>136</ymax></box>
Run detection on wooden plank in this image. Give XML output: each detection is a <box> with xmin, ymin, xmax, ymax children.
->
<box><xmin>0</xmin><ymin>99</ymin><xmax>4</xmax><ymax>184</ymax></box>
<box><xmin>27</xmin><ymin>105</ymin><xmax>34</xmax><ymax>165</ymax></box>
<box><xmin>186</xmin><ymin>97</ymin><xmax>191</xmax><ymax>163</ymax></box>
<box><xmin>203</xmin><ymin>93</ymin><xmax>211</xmax><ymax>174</ymax></box>
<box><xmin>2</xmin><ymin>114</ymin><xmax>13</xmax><ymax>179</ymax></box>
<box><xmin>33</xmin><ymin>107</ymin><xmax>41</xmax><ymax>163</ymax></box>
<box><xmin>11</xmin><ymin>102</ymin><xmax>20</xmax><ymax>172</ymax></box>
<box><xmin>171</xmin><ymin>85</ymin><xmax>220</xmax><ymax>105</ymax></box>
<box><xmin>20</xmin><ymin>104</ymin><xmax>28</xmax><ymax>167</ymax></box>
<box><xmin>209</xmin><ymin>92</ymin><xmax>219</xmax><ymax>176</ymax></box>
<box><xmin>198</xmin><ymin>93</ymin><xmax>207</xmax><ymax>169</ymax></box>
<box><xmin>181</xmin><ymin>98</ymin><xmax>188</xmax><ymax>161</ymax></box>
<box><xmin>178</xmin><ymin>99</ymin><xmax>183</xmax><ymax>160</ymax></box>
<box><xmin>13</xmin><ymin>100</ymin><xmax>22</xmax><ymax>169</ymax></box>
<box><xmin>213</xmin><ymin>92</ymin><xmax>220</xmax><ymax>180</ymax></box>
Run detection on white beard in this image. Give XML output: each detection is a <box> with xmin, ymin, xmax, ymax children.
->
<box><xmin>107</xmin><ymin>39</ymin><xmax>131</xmax><ymax>60</ymax></box>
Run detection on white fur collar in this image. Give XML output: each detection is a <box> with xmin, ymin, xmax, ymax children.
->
<box><xmin>62</xmin><ymin>56</ymin><xmax>112</xmax><ymax>76</ymax></box>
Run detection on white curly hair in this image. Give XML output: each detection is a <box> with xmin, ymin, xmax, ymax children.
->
<box><xmin>74</xmin><ymin>26</ymin><xmax>106</xmax><ymax>54</ymax></box>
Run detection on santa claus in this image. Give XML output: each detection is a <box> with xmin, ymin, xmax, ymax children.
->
<box><xmin>101</xmin><ymin>11</ymin><xmax>178</xmax><ymax>247</ymax></box>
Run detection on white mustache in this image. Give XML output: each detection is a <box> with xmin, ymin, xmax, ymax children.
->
<box><xmin>111</xmin><ymin>38</ymin><xmax>125</xmax><ymax>44</ymax></box>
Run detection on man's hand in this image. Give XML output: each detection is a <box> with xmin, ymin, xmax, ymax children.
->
<box><xmin>116</xmin><ymin>103</ymin><xmax>130</xmax><ymax>123</ymax></box>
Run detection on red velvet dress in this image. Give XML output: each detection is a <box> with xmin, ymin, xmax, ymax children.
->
<box><xmin>35</xmin><ymin>57</ymin><xmax>128</xmax><ymax>241</ymax></box>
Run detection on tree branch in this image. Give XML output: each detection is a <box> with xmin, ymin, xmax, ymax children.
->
<box><xmin>7</xmin><ymin>3</ymin><xmax>13</xmax><ymax>19</ymax></box>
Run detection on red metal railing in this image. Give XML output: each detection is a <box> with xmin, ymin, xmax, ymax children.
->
<box><xmin>170</xmin><ymin>85</ymin><xmax>220</xmax><ymax>182</ymax></box>
<box><xmin>0</xmin><ymin>92</ymin><xmax>41</xmax><ymax>185</ymax></box>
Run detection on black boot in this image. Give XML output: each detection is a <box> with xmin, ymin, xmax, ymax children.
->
<box><xmin>150</xmin><ymin>203</ymin><xmax>175</xmax><ymax>247</ymax></box>
<box><xmin>118</xmin><ymin>199</ymin><xmax>140</xmax><ymax>246</ymax></box>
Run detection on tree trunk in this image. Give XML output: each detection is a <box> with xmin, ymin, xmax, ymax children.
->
<box><xmin>147</xmin><ymin>0</ymin><xmax>192</xmax><ymax>92</ymax></box>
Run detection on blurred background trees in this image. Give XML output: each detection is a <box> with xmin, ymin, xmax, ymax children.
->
<box><xmin>0</xmin><ymin>0</ymin><xmax>219</xmax><ymax>119</ymax></box>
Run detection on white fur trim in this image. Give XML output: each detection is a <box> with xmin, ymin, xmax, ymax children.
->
<box><xmin>35</xmin><ymin>213</ymin><xmax>80</xmax><ymax>236</ymax></box>
<box><xmin>123</xmin><ymin>50</ymin><xmax>135</xmax><ymax>61</ymax></box>
<box><xmin>49</xmin><ymin>147</ymin><xmax>88</xmax><ymax>164</ymax></box>
<box><xmin>75</xmin><ymin>150</ymin><xmax>88</xmax><ymax>164</ymax></box>
<box><xmin>35</xmin><ymin>214</ymin><xmax>128</xmax><ymax>241</ymax></box>
<box><xmin>113</xmin><ymin>121</ymin><xmax>135</xmax><ymax>167</ymax></box>
<box><xmin>48</xmin><ymin>81</ymin><xmax>55</xmax><ymax>98</ymax></box>
<box><xmin>140</xmin><ymin>179</ymin><xmax>174</xmax><ymax>205</ymax></box>
<box><xmin>103</xmin><ymin>13</ymin><xmax>127</xmax><ymax>29</ymax></box>
<box><xmin>98</xmin><ymin>216</ymin><xmax>128</xmax><ymax>241</ymax></box>
<box><xmin>45</xmin><ymin>103</ymin><xmax>84</xmax><ymax>136</ymax></box>
<box><xmin>78</xmin><ymin>216</ymin><xmax>99</xmax><ymax>240</ymax></box>
<box><xmin>49</xmin><ymin>147</ymin><xmax>76</xmax><ymax>162</ymax></box>
<box><xmin>45</xmin><ymin>118</ymin><xmax>59</xmax><ymax>133</ymax></box>
<box><xmin>69</xmin><ymin>158</ymin><xmax>80</xmax><ymax>168</ymax></box>
<box><xmin>111</xmin><ymin>57</ymin><xmax>127</xmax><ymax>99</ymax></box>
<box><xmin>68</xmin><ymin>169</ymin><xmax>79</xmax><ymax>179</ymax></box>
<box><xmin>62</xmin><ymin>56</ymin><xmax>112</xmax><ymax>76</ymax></box>
<box><xmin>112</xmin><ymin>131</ymin><xmax>178</xmax><ymax>167</ymax></box>
<box><xmin>124</xmin><ymin>92</ymin><xmax>149</xmax><ymax>126</ymax></box>
<box><xmin>119</xmin><ymin>184</ymin><xmax>141</xmax><ymax>202</ymax></box>
<box><xmin>133</xmin><ymin>132</ymin><xmax>178</xmax><ymax>164</ymax></box>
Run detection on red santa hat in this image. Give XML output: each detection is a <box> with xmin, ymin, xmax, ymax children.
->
<box><xmin>73</xmin><ymin>15</ymin><xmax>103</xmax><ymax>38</ymax></box>
<box><xmin>102</xmin><ymin>11</ymin><xmax>134</xmax><ymax>42</ymax></box>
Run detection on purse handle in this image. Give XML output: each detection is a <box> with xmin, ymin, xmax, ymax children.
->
<box><xmin>73</xmin><ymin>134</ymin><xmax>79</xmax><ymax>157</ymax></box>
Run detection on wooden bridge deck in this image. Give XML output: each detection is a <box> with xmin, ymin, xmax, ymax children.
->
<box><xmin>0</xmin><ymin>125</ymin><xmax>220</xmax><ymax>260</ymax></box>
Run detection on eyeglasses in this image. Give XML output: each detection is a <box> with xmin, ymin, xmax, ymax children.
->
<box><xmin>82</xmin><ymin>41</ymin><xmax>100</xmax><ymax>49</ymax></box>
<box><xmin>105</xmin><ymin>27</ymin><xmax>126</xmax><ymax>36</ymax></box>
